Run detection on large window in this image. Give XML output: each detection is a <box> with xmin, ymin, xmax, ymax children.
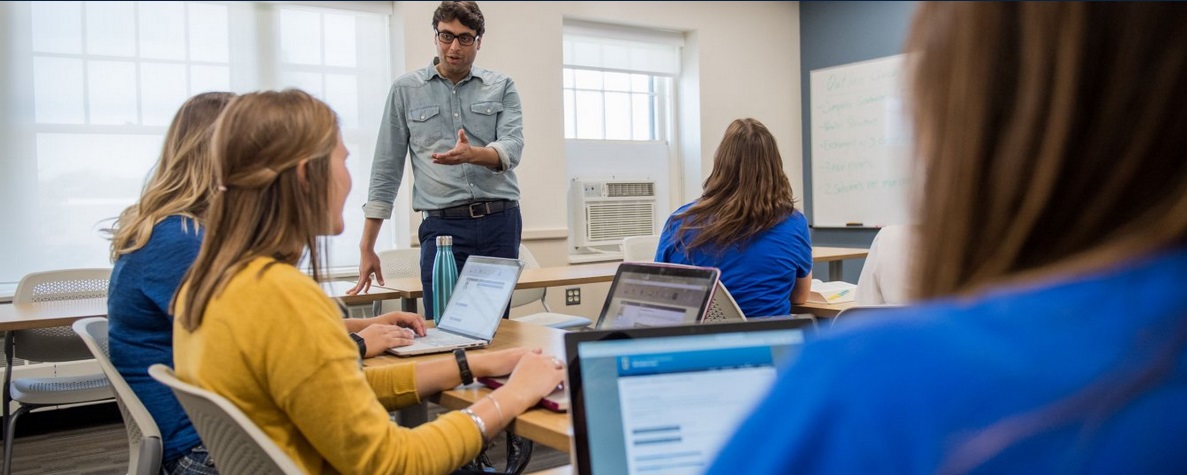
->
<box><xmin>561</xmin><ymin>21</ymin><xmax>680</xmax><ymax>142</ymax></box>
<box><xmin>562</xmin><ymin>21</ymin><xmax>683</xmax><ymax>256</ymax></box>
<box><xmin>0</xmin><ymin>1</ymin><xmax>393</xmax><ymax>293</ymax></box>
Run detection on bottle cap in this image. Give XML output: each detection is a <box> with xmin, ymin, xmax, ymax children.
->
<box><xmin>436</xmin><ymin>235</ymin><xmax>452</xmax><ymax>246</ymax></box>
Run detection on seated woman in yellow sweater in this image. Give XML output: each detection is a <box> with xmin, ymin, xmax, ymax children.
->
<box><xmin>171</xmin><ymin>89</ymin><xmax>566</xmax><ymax>475</ymax></box>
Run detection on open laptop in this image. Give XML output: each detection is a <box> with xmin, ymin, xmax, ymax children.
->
<box><xmin>565</xmin><ymin>319</ymin><xmax>813</xmax><ymax>475</ymax></box>
<box><xmin>594</xmin><ymin>263</ymin><xmax>720</xmax><ymax>330</ymax></box>
<box><xmin>387</xmin><ymin>256</ymin><xmax>524</xmax><ymax>357</ymax></box>
<box><xmin>474</xmin><ymin>263</ymin><xmax>719</xmax><ymax>412</ymax></box>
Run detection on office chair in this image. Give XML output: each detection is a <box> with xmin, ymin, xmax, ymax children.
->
<box><xmin>510</xmin><ymin>245</ymin><xmax>592</xmax><ymax>330</ymax></box>
<box><xmin>376</xmin><ymin>248</ymin><xmax>422</xmax><ymax>315</ymax></box>
<box><xmin>831</xmin><ymin>304</ymin><xmax>902</xmax><ymax>329</ymax></box>
<box><xmin>72</xmin><ymin>318</ymin><xmax>163</xmax><ymax>475</ymax></box>
<box><xmin>4</xmin><ymin>269</ymin><xmax>115</xmax><ymax>475</ymax></box>
<box><xmin>148</xmin><ymin>365</ymin><xmax>303</xmax><ymax>475</ymax></box>
<box><xmin>621</xmin><ymin>235</ymin><xmax>660</xmax><ymax>262</ymax></box>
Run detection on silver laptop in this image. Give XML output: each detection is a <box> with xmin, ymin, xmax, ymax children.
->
<box><xmin>565</xmin><ymin>319</ymin><xmax>814</xmax><ymax>475</ymax></box>
<box><xmin>594</xmin><ymin>262</ymin><xmax>720</xmax><ymax>330</ymax></box>
<box><xmin>388</xmin><ymin>256</ymin><xmax>524</xmax><ymax>357</ymax></box>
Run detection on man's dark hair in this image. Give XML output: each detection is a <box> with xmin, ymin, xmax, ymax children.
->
<box><xmin>433</xmin><ymin>1</ymin><xmax>485</xmax><ymax>38</ymax></box>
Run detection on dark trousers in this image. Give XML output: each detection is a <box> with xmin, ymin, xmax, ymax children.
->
<box><xmin>419</xmin><ymin>207</ymin><xmax>522</xmax><ymax>319</ymax></box>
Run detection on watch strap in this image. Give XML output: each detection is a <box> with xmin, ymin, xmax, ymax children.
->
<box><xmin>454</xmin><ymin>348</ymin><xmax>474</xmax><ymax>385</ymax></box>
<box><xmin>349</xmin><ymin>332</ymin><xmax>366</xmax><ymax>359</ymax></box>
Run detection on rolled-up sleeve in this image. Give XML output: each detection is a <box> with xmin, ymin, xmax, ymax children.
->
<box><xmin>486</xmin><ymin>78</ymin><xmax>524</xmax><ymax>174</ymax></box>
<box><xmin>364</xmin><ymin>83</ymin><xmax>410</xmax><ymax>220</ymax></box>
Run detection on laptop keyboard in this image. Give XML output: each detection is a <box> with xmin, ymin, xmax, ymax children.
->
<box><xmin>416</xmin><ymin>330</ymin><xmax>477</xmax><ymax>346</ymax></box>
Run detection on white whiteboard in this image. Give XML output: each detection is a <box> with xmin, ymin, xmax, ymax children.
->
<box><xmin>809</xmin><ymin>54</ymin><xmax>912</xmax><ymax>228</ymax></box>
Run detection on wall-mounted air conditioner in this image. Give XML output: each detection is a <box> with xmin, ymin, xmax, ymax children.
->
<box><xmin>570</xmin><ymin>178</ymin><xmax>657</xmax><ymax>251</ymax></box>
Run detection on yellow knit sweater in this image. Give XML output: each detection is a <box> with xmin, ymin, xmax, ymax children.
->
<box><xmin>174</xmin><ymin>257</ymin><xmax>481</xmax><ymax>474</ymax></box>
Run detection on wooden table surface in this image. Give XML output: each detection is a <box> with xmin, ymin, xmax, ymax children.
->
<box><xmin>0</xmin><ymin>299</ymin><xmax>107</xmax><ymax>331</ymax></box>
<box><xmin>363</xmin><ymin>319</ymin><xmax>574</xmax><ymax>453</ymax></box>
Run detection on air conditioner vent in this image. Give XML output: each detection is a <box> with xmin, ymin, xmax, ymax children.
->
<box><xmin>606</xmin><ymin>182</ymin><xmax>654</xmax><ymax>198</ymax></box>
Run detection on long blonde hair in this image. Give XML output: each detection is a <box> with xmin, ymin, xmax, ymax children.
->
<box><xmin>108</xmin><ymin>92</ymin><xmax>235</xmax><ymax>262</ymax></box>
<box><xmin>908</xmin><ymin>3</ymin><xmax>1187</xmax><ymax>299</ymax></box>
<box><xmin>669</xmin><ymin>118</ymin><xmax>797</xmax><ymax>252</ymax></box>
<box><xmin>175</xmin><ymin>90</ymin><xmax>339</xmax><ymax>331</ymax></box>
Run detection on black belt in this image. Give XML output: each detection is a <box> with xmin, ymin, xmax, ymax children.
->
<box><xmin>424</xmin><ymin>200</ymin><xmax>518</xmax><ymax>218</ymax></box>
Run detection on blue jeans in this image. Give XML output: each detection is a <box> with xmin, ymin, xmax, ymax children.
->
<box><xmin>419</xmin><ymin>206</ymin><xmax>522</xmax><ymax>318</ymax></box>
<box><xmin>162</xmin><ymin>444</ymin><xmax>218</xmax><ymax>475</ymax></box>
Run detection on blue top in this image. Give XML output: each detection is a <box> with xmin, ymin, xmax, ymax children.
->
<box><xmin>708</xmin><ymin>247</ymin><xmax>1187</xmax><ymax>474</ymax></box>
<box><xmin>108</xmin><ymin>215</ymin><xmax>203</xmax><ymax>463</ymax></box>
<box><xmin>364</xmin><ymin>59</ymin><xmax>524</xmax><ymax>217</ymax></box>
<box><xmin>655</xmin><ymin>202</ymin><xmax>813</xmax><ymax>317</ymax></box>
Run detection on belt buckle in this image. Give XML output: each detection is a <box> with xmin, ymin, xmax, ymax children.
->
<box><xmin>468</xmin><ymin>202</ymin><xmax>488</xmax><ymax>218</ymax></box>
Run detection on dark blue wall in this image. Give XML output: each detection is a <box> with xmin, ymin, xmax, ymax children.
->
<box><xmin>800</xmin><ymin>1</ymin><xmax>917</xmax><ymax>282</ymax></box>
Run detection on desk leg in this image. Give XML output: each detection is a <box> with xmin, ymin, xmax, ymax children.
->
<box><xmin>829</xmin><ymin>261</ymin><xmax>843</xmax><ymax>281</ymax></box>
<box><xmin>401</xmin><ymin>297</ymin><xmax>418</xmax><ymax>314</ymax></box>
<box><xmin>3</xmin><ymin>332</ymin><xmax>13</xmax><ymax>440</ymax></box>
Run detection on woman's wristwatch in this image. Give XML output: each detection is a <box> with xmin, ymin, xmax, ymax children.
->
<box><xmin>349</xmin><ymin>332</ymin><xmax>366</xmax><ymax>359</ymax></box>
<box><xmin>454</xmin><ymin>348</ymin><xmax>474</xmax><ymax>385</ymax></box>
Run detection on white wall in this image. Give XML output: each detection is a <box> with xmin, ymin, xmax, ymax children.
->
<box><xmin>390</xmin><ymin>2</ymin><xmax>802</xmax><ymax>317</ymax></box>
<box><xmin>391</xmin><ymin>1</ymin><xmax>802</xmax><ymax>240</ymax></box>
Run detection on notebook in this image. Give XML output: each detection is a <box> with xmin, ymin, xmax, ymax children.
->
<box><xmin>387</xmin><ymin>256</ymin><xmax>524</xmax><ymax>357</ymax></box>
<box><xmin>565</xmin><ymin>319</ymin><xmax>813</xmax><ymax>475</ymax></box>
<box><xmin>594</xmin><ymin>263</ymin><xmax>720</xmax><ymax>330</ymax></box>
<box><xmin>476</xmin><ymin>375</ymin><xmax>569</xmax><ymax>412</ymax></box>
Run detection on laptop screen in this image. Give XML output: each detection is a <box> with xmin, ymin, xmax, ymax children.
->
<box><xmin>595</xmin><ymin>263</ymin><xmax>720</xmax><ymax>329</ymax></box>
<box><xmin>438</xmin><ymin>256</ymin><xmax>524</xmax><ymax>340</ymax></box>
<box><xmin>565</xmin><ymin>319</ymin><xmax>812</xmax><ymax>475</ymax></box>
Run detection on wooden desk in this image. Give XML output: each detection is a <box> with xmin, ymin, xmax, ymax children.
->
<box><xmin>379</xmin><ymin>261</ymin><xmax>621</xmax><ymax>313</ymax></box>
<box><xmin>811</xmin><ymin>246</ymin><xmax>869</xmax><ymax>281</ymax></box>
<box><xmin>364</xmin><ymin>319</ymin><xmax>573</xmax><ymax>453</ymax></box>
<box><xmin>372</xmin><ymin>248</ymin><xmax>868</xmax><ymax>313</ymax></box>
<box><xmin>792</xmin><ymin>300</ymin><xmax>856</xmax><ymax>318</ymax></box>
<box><xmin>0</xmin><ymin>299</ymin><xmax>107</xmax><ymax>331</ymax></box>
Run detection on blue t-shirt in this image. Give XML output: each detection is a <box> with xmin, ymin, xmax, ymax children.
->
<box><xmin>108</xmin><ymin>215</ymin><xmax>203</xmax><ymax>463</ymax></box>
<box><xmin>655</xmin><ymin>202</ymin><xmax>812</xmax><ymax>317</ymax></box>
<box><xmin>708</xmin><ymin>247</ymin><xmax>1187</xmax><ymax>474</ymax></box>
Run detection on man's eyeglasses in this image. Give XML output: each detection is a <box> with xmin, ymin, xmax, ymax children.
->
<box><xmin>436</xmin><ymin>30</ymin><xmax>478</xmax><ymax>46</ymax></box>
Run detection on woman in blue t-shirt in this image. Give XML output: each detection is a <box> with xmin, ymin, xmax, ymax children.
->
<box><xmin>709</xmin><ymin>3</ymin><xmax>1187</xmax><ymax>474</ymax></box>
<box><xmin>656</xmin><ymin>118</ymin><xmax>813</xmax><ymax>318</ymax></box>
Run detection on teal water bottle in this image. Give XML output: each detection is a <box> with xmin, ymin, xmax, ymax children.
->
<box><xmin>431</xmin><ymin>235</ymin><xmax>459</xmax><ymax>325</ymax></box>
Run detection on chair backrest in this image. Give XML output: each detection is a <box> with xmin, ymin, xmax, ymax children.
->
<box><xmin>702</xmin><ymin>281</ymin><xmax>747</xmax><ymax>324</ymax></box>
<box><xmin>12</xmin><ymin>268</ymin><xmax>112</xmax><ymax>362</ymax></box>
<box><xmin>73</xmin><ymin>318</ymin><xmax>163</xmax><ymax>475</ymax></box>
<box><xmin>377</xmin><ymin>248</ymin><xmax>422</xmax><ymax>314</ymax></box>
<box><xmin>148</xmin><ymin>364</ymin><xmax>304</xmax><ymax>475</ymax></box>
<box><xmin>510</xmin><ymin>244</ymin><xmax>547</xmax><ymax>310</ymax></box>
<box><xmin>377</xmin><ymin>248</ymin><xmax>421</xmax><ymax>280</ymax></box>
<box><xmin>834</xmin><ymin>304</ymin><xmax>901</xmax><ymax>321</ymax></box>
<box><xmin>621</xmin><ymin>235</ymin><xmax>660</xmax><ymax>262</ymax></box>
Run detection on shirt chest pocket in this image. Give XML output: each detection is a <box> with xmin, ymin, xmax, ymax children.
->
<box><xmin>407</xmin><ymin>105</ymin><xmax>444</xmax><ymax>145</ymax></box>
<box><xmin>467</xmin><ymin>101</ymin><xmax>503</xmax><ymax>144</ymax></box>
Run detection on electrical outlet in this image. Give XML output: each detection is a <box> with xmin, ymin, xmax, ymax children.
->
<box><xmin>565</xmin><ymin>287</ymin><xmax>581</xmax><ymax>305</ymax></box>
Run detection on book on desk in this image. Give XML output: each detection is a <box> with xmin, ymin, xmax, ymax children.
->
<box><xmin>808</xmin><ymin>280</ymin><xmax>857</xmax><ymax>304</ymax></box>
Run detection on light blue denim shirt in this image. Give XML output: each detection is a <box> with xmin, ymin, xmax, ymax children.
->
<box><xmin>363</xmin><ymin>59</ymin><xmax>524</xmax><ymax>218</ymax></box>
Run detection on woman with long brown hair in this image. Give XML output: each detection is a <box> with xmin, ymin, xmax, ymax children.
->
<box><xmin>171</xmin><ymin>89</ymin><xmax>564</xmax><ymax>474</ymax></box>
<box><xmin>655</xmin><ymin>118</ymin><xmax>813</xmax><ymax>317</ymax></box>
<box><xmin>709</xmin><ymin>3</ymin><xmax>1187</xmax><ymax>473</ymax></box>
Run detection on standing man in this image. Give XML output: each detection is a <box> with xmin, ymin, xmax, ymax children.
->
<box><xmin>350</xmin><ymin>1</ymin><xmax>523</xmax><ymax>319</ymax></box>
